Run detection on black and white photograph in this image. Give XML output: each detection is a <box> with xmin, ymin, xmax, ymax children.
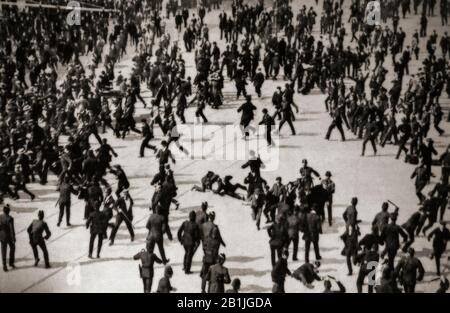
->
<box><xmin>0</xmin><ymin>0</ymin><xmax>450</xmax><ymax>296</ymax></box>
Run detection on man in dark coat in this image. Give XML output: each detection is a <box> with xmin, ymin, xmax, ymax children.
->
<box><xmin>146</xmin><ymin>205</ymin><xmax>170</xmax><ymax>264</ymax></box>
<box><xmin>253</xmin><ymin>68</ymin><xmax>265</xmax><ymax>97</ymax></box>
<box><xmin>109</xmin><ymin>190</ymin><xmax>135</xmax><ymax>246</ymax></box>
<box><xmin>57</xmin><ymin>176</ymin><xmax>78</xmax><ymax>227</ymax></box>
<box><xmin>27</xmin><ymin>210</ymin><xmax>51</xmax><ymax>268</ymax></box>
<box><xmin>411</xmin><ymin>162</ymin><xmax>429</xmax><ymax>203</ymax></box>
<box><xmin>430</xmin><ymin>176</ymin><xmax>450</xmax><ymax>222</ymax></box>
<box><xmin>86</xmin><ymin>206</ymin><xmax>108</xmax><ymax>258</ymax></box>
<box><xmin>259</xmin><ymin>108</ymin><xmax>275</xmax><ymax>146</ymax></box>
<box><xmin>139</xmin><ymin>118</ymin><xmax>157</xmax><ymax>158</ymax></box>
<box><xmin>0</xmin><ymin>204</ymin><xmax>15</xmax><ymax>272</ymax></box>
<box><xmin>178</xmin><ymin>211</ymin><xmax>201</xmax><ymax>274</ymax></box>
<box><xmin>133</xmin><ymin>248</ymin><xmax>163</xmax><ymax>293</ymax></box>
<box><xmin>381</xmin><ymin>215</ymin><xmax>409</xmax><ymax>269</ymax></box>
<box><xmin>303</xmin><ymin>209</ymin><xmax>322</xmax><ymax>263</ymax></box>
<box><xmin>355</xmin><ymin>243</ymin><xmax>380</xmax><ymax>293</ymax></box>
<box><xmin>200</xmin><ymin>212</ymin><xmax>226</xmax><ymax>293</ymax></box>
<box><xmin>237</xmin><ymin>95</ymin><xmax>256</xmax><ymax>138</ymax></box>
<box><xmin>271</xmin><ymin>249</ymin><xmax>291</xmax><ymax>293</ymax></box>
<box><xmin>394</xmin><ymin>248</ymin><xmax>425</xmax><ymax>293</ymax></box>
<box><xmin>402</xmin><ymin>208</ymin><xmax>427</xmax><ymax>252</ymax></box>
<box><xmin>268</xmin><ymin>215</ymin><xmax>289</xmax><ymax>266</ymax></box>
<box><xmin>286</xmin><ymin>209</ymin><xmax>301</xmax><ymax>261</ymax></box>
<box><xmin>343</xmin><ymin>197</ymin><xmax>359</xmax><ymax>231</ymax></box>
<box><xmin>427</xmin><ymin>221</ymin><xmax>450</xmax><ymax>275</ymax></box>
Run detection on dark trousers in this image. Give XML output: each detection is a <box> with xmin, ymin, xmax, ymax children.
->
<box><xmin>403</xmin><ymin>281</ymin><xmax>416</xmax><ymax>293</ymax></box>
<box><xmin>287</xmin><ymin>236</ymin><xmax>299</xmax><ymax>260</ymax></box>
<box><xmin>304</xmin><ymin>239</ymin><xmax>320</xmax><ymax>263</ymax></box>
<box><xmin>356</xmin><ymin>269</ymin><xmax>374</xmax><ymax>293</ymax></box>
<box><xmin>438</xmin><ymin>198</ymin><xmax>447</xmax><ymax>221</ymax></box>
<box><xmin>326</xmin><ymin>121</ymin><xmax>345</xmax><ymax>140</ymax></box>
<box><xmin>14</xmin><ymin>184</ymin><xmax>35</xmax><ymax>199</ymax></box>
<box><xmin>140</xmin><ymin>136</ymin><xmax>156</xmax><ymax>157</ymax></box>
<box><xmin>396</xmin><ymin>138</ymin><xmax>409</xmax><ymax>159</ymax></box>
<box><xmin>434</xmin><ymin>252</ymin><xmax>442</xmax><ymax>275</ymax></box>
<box><xmin>265</xmin><ymin>126</ymin><xmax>272</xmax><ymax>145</ymax></box>
<box><xmin>279</xmin><ymin>117</ymin><xmax>296</xmax><ymax>135</ymax></box>
<box><xmin>200</xmin><ymin>262</ymin><xmax>213</xmax><ymax>293</ymax></box>
<box><xmin>110</xmin><ymin>213</ymin><xmax>134</xmax><ymax>243</ymax></box>
<box><xmin>58</xmin><ymin>202</ymin><xmax>71</xmax><ymax>225</ymax></box>
<box><xmin>386</xmin><ymin>248</ymin><xmax>397</xmax><ymax>269</ymax></box>
<box><xmin>1</xmin><ymin>240</ymin><xmax>15</xmax><ymax>267</ymax></box>
<box><xmin>402</xmin><ymin>228</ymin><xmax>415</xmax><ymax>252</ymax></box>
<box><xmin>183</xmin><ymin>244</ymin><xmax>195</xmax><ymax>272</ymax></box>
<box><xmin>195</xmin><ymin>108</ymin><xmax>208</xmax><ymax>123</ymax></box>
<box><xmin>31</xmin><ymin>240</ymin><xmax>50</xmax><ymax>266</ymax></box>
<box><xmin>89</xmin><ymin>233</ymin><xmax>104</xmax><ymax>257</ymax></box>
<box><xmin>147</xmin><ymin>238</ymin><xmax>167</xmax><ymax>262</ymax></box>
<box><xmin>326</xmin><ymin>195</ymin><xmax>333</xmax><ymax>226</ymax></box>
<box><xmin>142</xmin><ymin>277</ymin><xmax>153</xmax><ymax>293</ymax></box>
<box><xmin>272</xmin><ymin>280</ymin><xmax>285</xmax><ymax>293</ymax></box>
<box><xmin>362</xmin><ymin>137</ymin><xmax>377</xmax><ymax>155</ymax></box>
<box><xmin>270</xmin><ymin>245</ymin><xmax>283</xmax><ymax>267</ymax></box>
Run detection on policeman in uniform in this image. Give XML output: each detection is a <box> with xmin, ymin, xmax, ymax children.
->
<box><xmin>133</xmin><ymin>248</ymin><xmax>163</xmax><ymax>293</ymax></box>
<box><xmin>206</xmin><ymin>253</ymin><xmax>231</xmax><ymax>293</ymax></box>
<box><xmin>146</xmin><ymin>205</ymin><xmax>170</xmax><ymax>264</ymax></box>
<box><xmin>178</xmin><ymin>211</ymin><xmax>201</xmax><ymax>274</ymax></box>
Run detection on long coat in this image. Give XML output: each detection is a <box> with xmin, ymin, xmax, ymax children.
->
<box><xmin>207</xmin><ymin>263</ymin><xmax>231</xmax><ymax>293</ymax></box>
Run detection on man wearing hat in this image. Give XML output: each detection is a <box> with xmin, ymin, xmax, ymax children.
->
<box><xmin>206</xmin><ymin>253</ymin><xmax>231</xmax><ymax>293</ymax></box>
<box><xmin>133</xmin><ymin>248</ymin><xmax>163</xmax><ymax>293</ymax></box>
<box><xmin>0</xmin><ymin>204</ymin><xmax>15</xmax><ymax>272</ymax></box>
<box><xmin>321</xmin><ymin>171</ymin><xmax>335</xmax><ymax>226</ymax></box>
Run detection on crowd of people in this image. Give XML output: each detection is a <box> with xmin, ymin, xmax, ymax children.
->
<box><xmin>0</xmin><ymin>0</ymin><xmax>450</xmax><ymax>293</ymax></box>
